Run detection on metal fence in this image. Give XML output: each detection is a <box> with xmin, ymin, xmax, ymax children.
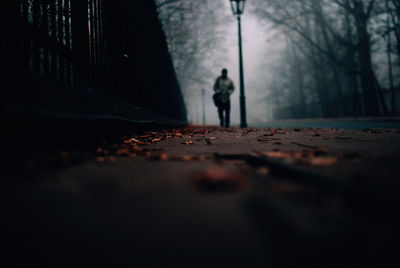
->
<box><xmin>1</xmin><ymin>0</ymin><xmax>187</xmax><ymax>122</ymax></box>
<box><xmin>8</xmin><ymin>0</ymin><xmax>106</xmax><ymax>92</ymax></box>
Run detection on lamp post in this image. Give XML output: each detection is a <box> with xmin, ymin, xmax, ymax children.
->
<box><xmin>230</xmin><ymin>0</ymin><xmax>247</xmax><ymax>128</ymax></box>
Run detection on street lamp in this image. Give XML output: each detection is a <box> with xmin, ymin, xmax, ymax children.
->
<box><xmin>230</xmin><ymin>0</ymin><xmax>247</xmax><ymax>128</ymax></box>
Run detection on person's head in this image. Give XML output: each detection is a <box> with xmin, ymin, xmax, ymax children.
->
<box><xmin>221</xmin><ymin>68</ymin><xmax>228</xmax><ymax>78</ymax></box>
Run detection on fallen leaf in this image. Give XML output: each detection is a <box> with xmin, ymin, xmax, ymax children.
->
<box><xmin>108</xmin><ymin>156</ymin><xmax>117</xmax><ymax>162</ymax></box>
<box><xmin>169</xmin><ymin>155</ymin><xmax>212</xmax><ymax>162</ymax></box>
<box><xmin>115</xmin><ymin>148</ymin><xmax>131</xmax><ymax>156</ymax></box>
<box><xmin>257</xmin><ymin>136</ymin><xmax>272</xmax><ymax>142</ymax></box>
<box><xmin>181</xmin><ymin>155</ymin><xmax>196</xmax><ymax>161</ymax></box>
<box><xmin>191</xmin><ymin>166</ymin><xmax>247</xmax><ymax>192</ymax></box>
<box><xmin>258</xmin><ymin>151</ymin><xmax>292</xmax><ymax>158</ymax></box>
<box><xmin>149</xmin><ymin>151</ymin><xmax>168</xmax><ymax>161</ymax></box>
<box><xmin>122</xmin><ymin>137</ymin><xmax>140</xmax><ymax>144</ymax></box>
<box><xmin>197</xmin><ymin>155</ymin><xmax>211</xmax><ymax>161</ymax></box>
<box><xmin>170</xmin><ymin>155</ymin><xmax>194</xmax><ymax>161</ymax></box>
<box><xmin>136</xmin><ymin>141</ymin><xmax>151</xmax><ymax>145</ymax></box>
<box><xmin>256</xmin><ymin>167</ymin><xmax>270</xmax><ymax>175</ymax></box>
<box><xmin>257</xmin><ymin>148</ymin><xmax>328</xmax><ymax>160</ymax></box>
<box><xmin>160</xmin><ymin>152</ymin><xmax>168</xmax><ymax>160</ymax></box>
<box><xmin>307</xmin><ymin>156</ymin><xmax>339</xmax><ymax>166</ymax></box>
<box><xmin>182</xmin><ymin>141</ymin><xmax>194</xmax><ymax>145</ymax></box>
<box><xmin>96</xmin><ymin>156</ymin><xmax>106</xmax><ymax>163</ymax></box>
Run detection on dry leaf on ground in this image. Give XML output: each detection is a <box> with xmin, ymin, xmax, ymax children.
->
<box><xmin>169</xmin><ymin>155</ymin><xmax>211</xmax><ymax>162</ymax></box>
<box><xmin>307</xmin><ymin>156</ymin><xmax>339</xmax><ymax>166</ymax></box>
<box><xmin>256</xmin><ymin>149</ymin><xmax>338</xmax><ymax>167</ymax></box>
<box><xmin>149</xmin><ymin>151</ymin><xmax>168</xmax><ymax>161</ymax></box>
<box><xmin>191</xmin><ymin>166</ymin><xmax>248</xmax><ymax>192</ymax></box>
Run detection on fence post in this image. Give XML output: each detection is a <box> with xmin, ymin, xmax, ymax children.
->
<box><xmin>71</xmin><ymin>0</ymin><xmax>90</xmax><ymax>89</ymax></box>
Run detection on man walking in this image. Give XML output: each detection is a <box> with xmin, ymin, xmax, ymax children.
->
<box><xmin>213</xmin><ymin>68</ymin><xmax>235</xmax><ymax>128</ymax></box>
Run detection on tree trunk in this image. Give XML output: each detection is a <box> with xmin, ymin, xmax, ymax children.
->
<box><xmin>387</xmin><ymin>39</ymin><xmax>396</xmax><ymax>115</ymax></box>
<box><xmin>390</xmin><ymin>0</ymin><xmax>400</xmax><ymax>62</ymax></box>
<box><xmin>304</xmin><ymin>16</ymin><xmax>331</xmax><ymax>117</ymax></box>
<box><xmin>353</xmin><ymin>1</ymin><xmax>381</xmax><ymax>116</ymax></box>
<box><xmin>313</xmin><ymin>0</ymin><xmax>350</xmax><ymax>116</ymax></box>
<box><xmin>348</xmin><ymin>70</ymin><xmax>362</xmax><ymax>116</ymax></box>
<box><xmin>373</xmin><ymin>72</ymin><xmax>390</xmax><ymax>116</ymax></box>
<box><xmin>387</xmin><ymin>0</ymin><xmax>396</xmax><ymax>114</ymax></box>
<box><xmin>290</xmin><ymin>40</ymin><xmax>307</xmax><ymax>118</ymax></box>
<box><xmin>343</xmin><ymin>11</ymin><xmax>362</xmax><ymax>116</ymax></box>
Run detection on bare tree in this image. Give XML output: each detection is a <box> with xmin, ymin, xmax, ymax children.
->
<box><xmin>156</xmin><ymin>0</ymin><xmax>227</xmax><ymax>97</ymax></box>
<box><xmin>252</xmin><ymin>0</ymin><xmax>396</xmax><ymax>117</ymax></box>
<box><xmin>389</xmin><ymin>0</ymin><xmax>400</xmax><ymax>59</ymax></box>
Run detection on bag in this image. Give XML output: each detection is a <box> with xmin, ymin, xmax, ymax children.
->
<box><xmin>213</xmin><ymin>92</ymin><xmax>222</xmax><ymax>107</ymax></box>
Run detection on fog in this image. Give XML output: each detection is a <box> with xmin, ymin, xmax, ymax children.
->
<box><xmin>157</xmin><ymin>0</ymin><xmax>400</xmax><ymax>125</ymax></box>
<box><xmin>196</xmin><ymin>6</ymin><xmax>276</xmax><ymax>125</ymax></box>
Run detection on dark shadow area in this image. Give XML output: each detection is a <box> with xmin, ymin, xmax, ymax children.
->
<box><xmin>1</xmin><ymin>0</ymin><xmax>187</xmax><ymax>137</ymax></box>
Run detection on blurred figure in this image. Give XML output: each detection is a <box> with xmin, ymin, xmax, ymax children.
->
<box><xmin>213</xmin><ymin>68</ymin><xmax>235</xmax><ymax>128</ymax></box>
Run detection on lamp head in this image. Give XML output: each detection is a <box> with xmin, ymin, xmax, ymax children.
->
<box><xmin>230</xmin><ymin>0</ymin><xmax>247</xmax><ymax>16</ymax></box>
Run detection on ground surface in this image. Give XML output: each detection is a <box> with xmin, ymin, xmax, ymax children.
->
<box><xmin>255</xmin><ymin>117</ymin><xmax>400</xmax><ymax>130</ymax></box>
<box><xmin>1</xmin><ymin>125</ymin><xmax>400</xmax><ymax>267</ymax></box>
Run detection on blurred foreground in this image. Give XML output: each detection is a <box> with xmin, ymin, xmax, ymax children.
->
<box><xmin>1</xmin><ymin>125</ymin><xmax>400</xmax><ymax>267</ymax></box>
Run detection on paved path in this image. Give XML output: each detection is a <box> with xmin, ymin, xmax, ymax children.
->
<box><xmin>254</xmin><ymin>117</ymin><xmax>400</xmax><ymax>129</ymax></box>
<box><xmin>1</xmin><ymin>126</ymin><xmax>400</xmax><ymax>267</ymax></box>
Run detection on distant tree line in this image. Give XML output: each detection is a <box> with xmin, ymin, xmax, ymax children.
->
<box><xmin>253</xmin><ymin>0</ymin><xmax>400</xmax><ymax>118</ymax></box>
<box><xmin>155</xmin><ymin>0</ymin><xmax>227</xmax><ymax>120</ymax></box>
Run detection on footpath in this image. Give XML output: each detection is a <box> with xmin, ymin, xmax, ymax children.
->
<box><xmin>1</xmin><ymin>125</ymin><xmax>400</xmax><ymax>267</ymax></box>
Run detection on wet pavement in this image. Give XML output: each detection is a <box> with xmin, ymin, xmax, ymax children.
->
<box><xmin>1</xmin><ymin>126</ymin><xmax>400</xmax><ymax>267</ymax></box>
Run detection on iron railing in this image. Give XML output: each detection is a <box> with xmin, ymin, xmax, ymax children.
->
<box><xmin>9</xmin><ymin>0</ymin><xmax>106</xmax><ymax>92</ymax></box>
